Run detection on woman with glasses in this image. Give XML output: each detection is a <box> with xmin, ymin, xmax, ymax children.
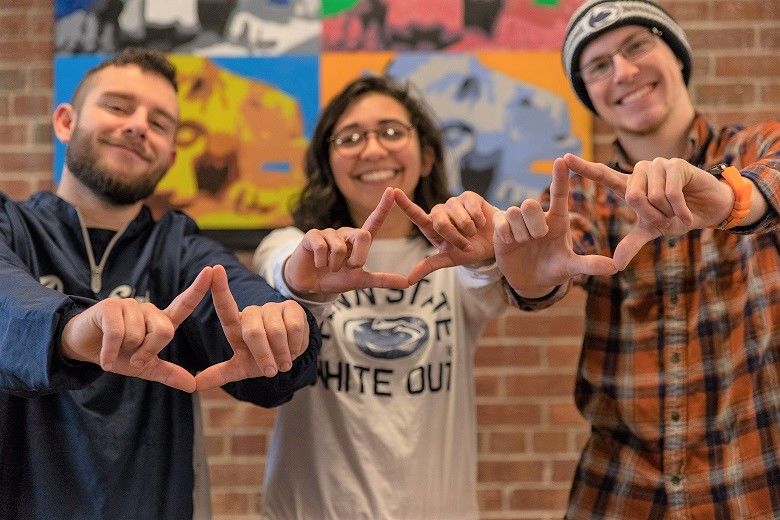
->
<box><xmin>253</xmin><ymin>75</ymin><xmax>509</xmax><ymax>519</ymax></box>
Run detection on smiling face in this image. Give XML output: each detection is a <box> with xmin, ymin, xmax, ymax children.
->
<box><xmin>59</xmin><ymin>64</ymin><xmax>179</xmax><ymax>205</ymax></box>
<box><xmin>329</xmin><ymin>92</ymin><xmax>433</xmax><ymax>226</ymax></box>
<box><xmin>581</xmin><ymin>25</ymin><xmax>693</xmax><ymax>136</ymax></box>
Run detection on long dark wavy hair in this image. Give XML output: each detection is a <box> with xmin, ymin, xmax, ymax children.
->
<box><xmin>292</xmin><ymin>75</ymin><xmax>450</xmax><ymax>236</ymax></box>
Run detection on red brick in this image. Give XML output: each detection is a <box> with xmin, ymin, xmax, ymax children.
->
<box><xmin>693</xmin><ymin>83</ymin><xmax>757</xmax><ymax>105</ymax></box>
<box><xmin>549</xmin><ymin>402</ymin><xmax>589</xmax><ymax>427</ymax></box>
<box><xmin>210</xmin><ymin>491</ymin><xmax>253</xmax><ymax>515</ymax></box>
<box><xmin>209</xmin><ymin>463</ymin><xmax>264</xmax><ymax>486</ymax></box>
<box><xmin>509</xmin><ymin>488</ymin><xmax>570</xmax><ymax>510</ymax></box>
<box><xmin>198</xmin><ymin>387</ymin><xmax>234</xmax><ymax>401</ymax></box>
<box><xmin>715</xmin><ymin>55</ymin><xmax>777</xmax><ymax>78</ymax></box>
<box><xmin>230</xmin><ymin>434</ymin><xmax>267</xmax><ymax>456</ymax></box>
<box><xmin>474</xmin><ymin>374</ymin><xmax>499</xmax><ymax>397</ymax></box>
<box><xmin>0</xmin><ymin>123</ymin><xmax>27</xmax><ymax>144</ymax></box>
<box><xmin>474</xmin><ymin>344</ymin><xmax>541</xmax><ymax>367</ymax></box>
<box><xmin>35</xmin><ymin>177</ymin><xmax>55</xmax><ymax>192</ymax></box>
<box><xmin>32</xmin><ymin>122</ymin><xmax>51</xmax><ymax>145</ymax></box>
<box><xmin>0</xmin><ymin>151</ymin><xmax>50</xmax><ymax>172</ymax></box>
<box><xmin>0</xmin><ymin>13</ymin><xmax>26</xmax><ymax>37</ymax></box>
<box><xmin>532</xmin><ymin>431</ymin><xmax>569</xmax><ymax>454</ymax></box>
<box><xmin>477</xmin><ymin>488</ymin><xmax>504</xmax><ymax>511</ymax></box>
<box><xmin>28</xmin><ymin>66</ymin><xmax>52</xmax><ymax>88</ymax></box>
<box><xmin>552</xmin><ymin>459</ymin><xmax>579</xmax><ymax>482</ymax></box>
<box><xmin>504</xmin><ymin>313</ymin><xmax>584</xmax><ymax>338</ymax></box>
<box><xmin>0</xmin><ymin>69</ymin><xmax>26</xmax><ymax>90</ymax></box>
<box><xmin>207</xmin><ymin>404</ymin><xmax>276</xmax><ymax>428</ymax></box>
<box><xmin>711</xmin><ymin>0</ymin><xmax>778</xmax><ymax>20</ymax></box>
<box><xmin>547</xmin><ymin>344</ymin><xmax>581</xmax><ymax>369</ymax></box>
<box><xmin>488</xmin><ymin>431</ymin><xmax>526</xmax><ymax>453</ymax></box>
<box><xmin>0</xmin><ymin>41</ymin><xmax>51</xmax><ymax>60</ymax></box>
<box><xmin>506</xmin><ymin>374</ymin><xmax>575</xmax><ymax>398</ymax></box>
<box><xmin>478</xmin><ymin>460</ymin><xmax>544</xmax><ymax>483</ymax></box>
<box><xmin>0</xmin><ymin>179</ymin><xmax>33</xmax><ymax>200</ymax></box>
<box><xmin>662</xmin><ymin>1</ymin><xmax>711</xmax><ymax>21</ymax></box>
<box><xmin>686</xmin><ymin>28</ymin><xmax>755</xmax><ymax>50</ymax></box>
<box><xmin>205</xmin><ymin>434</ymin><xmax>225</xmax><ymax>456</ymax></box>
<box><xmin>481</xmin><ymin>316</ymin><xmax>499</xmax><ymax>337</ymax></box>
<box><xmin>760</xmin><ymin>27</ymin><xmax>780</xmax><ymax>48</ymax></box>
<box><xmin>762</xmin><ymin>85</ymin><xmax>780</xmax><ymax>104</ymax></box>
<box><xmin>11</xmin><ymin>94</ymin><xmax>51</xmax><ymax>117</ymax></box>
<box><xmin>478</xmin><ymin>404</ymin><xmax>541</xmax><ymax>425</ymax></box>
<box><xmin>28</xmin><ymin>11</ymin><xmax>52</xmax><ymax>35</ymax></box>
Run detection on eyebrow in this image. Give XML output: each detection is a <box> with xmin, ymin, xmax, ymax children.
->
<box><xmin>99</xmin><ymin>91</ymin><xmax>179</xmax><ymax>126</ymax></box>
<box><xmin>582</xmin><ymin>30</ymin><xmax>650</xmax><ymax>66</ymax></box>
<box><xmin>334</xmin><ymin>118</ymin><xmax>410</xmax><ymax>132</ymax></box>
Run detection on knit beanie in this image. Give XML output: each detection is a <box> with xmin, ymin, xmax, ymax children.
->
<box><xmin>562</xmin><ymin>0</ymin><xmax>692</xmax><ymax>113</ymax></box>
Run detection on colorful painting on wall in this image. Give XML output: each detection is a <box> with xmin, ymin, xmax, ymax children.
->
<box><xmin>53</xmin><ymin>0</ymin><xmax>590</xmax><ymax>249</ymax></box>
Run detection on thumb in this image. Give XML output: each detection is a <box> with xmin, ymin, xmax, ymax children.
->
<box><xmin>612</xmin><ymin>227</ymin><xmax>659</xmax><ymax>270</ymax></box>
<box><xmin>407</xmin><ymin>254</ymin><xmax>454</xmax><ymax>284</ymax></box>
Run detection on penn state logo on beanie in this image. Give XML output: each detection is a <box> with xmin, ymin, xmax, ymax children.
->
<box><xmin>562</xmin><ymin>0</ymin><xmax>692</xmax><ymax>113</ymax></box>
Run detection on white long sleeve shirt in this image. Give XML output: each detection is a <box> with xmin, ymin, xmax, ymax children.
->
<box><xmin>255</xmin><ymin>227</ymin><xmax>508</xmax><ymax>520</ymax></box>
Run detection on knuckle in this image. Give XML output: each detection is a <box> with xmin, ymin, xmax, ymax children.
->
<box><xmin>669</xmin><ymin>157</ymin><xmax>685</xmax><ymax>169</ymax></box>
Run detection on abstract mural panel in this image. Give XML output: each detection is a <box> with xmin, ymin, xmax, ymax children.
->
<box><xmin>54</xmin><ymin>0</ymin><xmax>590</xmax><ymax>248</ymax></box>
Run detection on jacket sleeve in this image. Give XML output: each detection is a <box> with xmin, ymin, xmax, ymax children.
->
<box><xmin>178</xmin><ymin>232</ymin><xmax>321</xmax><ymax>408</ymax></box>
<box><xmin>0</xmin><ymin>200</ymin><xmax>101</xmax><ymax>396</ymax></box>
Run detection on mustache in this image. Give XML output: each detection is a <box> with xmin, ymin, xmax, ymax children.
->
<box><xmin>98</xmin><ymin>136</ymin><xmax>153</xmax><ymax>161</ymax></box>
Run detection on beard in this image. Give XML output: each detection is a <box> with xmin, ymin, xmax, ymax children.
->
<box><xmin>65</xmin><ymin>126</ymin><xmax>168</xmax><ymax>205</ymax></box>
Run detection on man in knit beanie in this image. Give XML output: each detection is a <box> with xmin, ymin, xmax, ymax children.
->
<box><xmin>492</xmin><ymin>0</ymin><xmax>780</xmax><ymax>518</ymax></box>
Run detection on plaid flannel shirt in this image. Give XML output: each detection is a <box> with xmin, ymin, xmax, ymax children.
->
<box><xmin>510</xmin><ymin>115</ymin><xmax>780</xmax><ymax>519</ymax></box>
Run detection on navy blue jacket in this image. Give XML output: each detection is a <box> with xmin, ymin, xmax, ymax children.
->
<box><xmin>0</xmin><ymin>192</ymin><xmax>320</xmax><ymax>519</ymax></box>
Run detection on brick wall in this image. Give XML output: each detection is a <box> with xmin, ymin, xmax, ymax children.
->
<box><xmin>1</xmin><ymin>1</ymin><xmax>777</xmax><ymax>518</ymax></box>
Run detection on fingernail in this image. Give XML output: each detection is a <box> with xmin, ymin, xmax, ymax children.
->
<box><xmin>263</xmin><ymin>365</ymin><xmax>278</xmax><ymax>377</ymax></box>
<box><xmin>280</xmin><ymin>361</ymin><xmax>292</xmax><ymax>372</ymax></box>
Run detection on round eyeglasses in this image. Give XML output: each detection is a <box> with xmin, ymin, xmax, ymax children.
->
<box><xmin>578</xmin><ymin>27</ymin><xmax>662</xmax><ymax>84</ymax></box>
<box><xmin>329</xmin><ymin>121</ymin><xmax>414</xmax><ymax>158</ymax></box>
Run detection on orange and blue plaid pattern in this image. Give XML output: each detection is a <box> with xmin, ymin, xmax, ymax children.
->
<box><xmin>511</xmin><ymin>115</ymin><xmax>780</xmax><ymax>519</ymax></box>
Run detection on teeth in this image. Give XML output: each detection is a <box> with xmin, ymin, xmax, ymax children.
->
<box><xmin>359</xmin><ymin>170</ymin><xmax>396</xmax><ymax>182</ymax></box>
<box><xmin>621</xmin><ymin>85</ymin><xmax>653</xmax><ymax>104</ymax></box>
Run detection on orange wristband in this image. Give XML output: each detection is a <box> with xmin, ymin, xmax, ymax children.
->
<box><xmin>710</xmin><ymin>165</ymin><xmax>753</xmax><ymax>230</ymax></box>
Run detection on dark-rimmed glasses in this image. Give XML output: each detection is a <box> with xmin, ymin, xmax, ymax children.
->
<box><xmin>578</xmin><ymin>27</ymin><xmax>662</xmax><ymax>84</ymax></box>
<box><xmin>329</xmin><ymin>121</ymin><xmax>414</xmax><ymax>158</ymax></box>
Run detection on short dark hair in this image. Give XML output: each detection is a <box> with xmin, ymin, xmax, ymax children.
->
<box><xmin>71</xmin><ymin>47</ymin><xmax>178</xmax><ymax>109</ymax></box>
<box><xmin>292</xmin><ymin>75</ymin><xmax>450</xmax><ymax>235</ymax></box>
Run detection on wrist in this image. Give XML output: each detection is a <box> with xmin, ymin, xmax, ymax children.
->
<box><xmin>59</xmin><ymin>322</ymin><xmax>90</xmax><ymax>363</ymax></box>
<box><xmin>708</xmin><ymin>164</ymin><xmax>753</xmax><ymax>229</ymax></box>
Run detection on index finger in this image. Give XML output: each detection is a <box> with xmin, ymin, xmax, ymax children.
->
<box><xmin>209</xmin><ymin>264</ymin><xmax>244</xmax><ymax>346</ymax></box>
<box><xmin>564</xmin><ymin>153</ymin><xmax>627</xmax><ymax>198</ymax></box>
<box><xmin>164</xmin><ymin>266</ymin><xmax>213</xmax><ymax>327</ymax></box>
<box><xmin>548</xmin><ymin>158</ymin><xmax>572</xmax><ymax>219</ymax></box>
<box><xmin>362</xmin><ymin>187</ymin><xmax>396</xmax><ymax>236</ymax></box>
<box><xmin>392</xmin><ymin>188</ymin><xmax>441</xmax><ymax>246</ymax></box>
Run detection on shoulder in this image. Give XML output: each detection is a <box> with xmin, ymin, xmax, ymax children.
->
<box><xmin>716</xmin><ymin>120</ymin><xmax>780</xmax><ymax>158</ymax></box>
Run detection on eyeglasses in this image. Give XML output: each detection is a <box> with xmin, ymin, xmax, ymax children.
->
<box><xmin>329</xmin><ymin>121</ymin><xmax>414</xmax><ymax>158</ymax></box>
<box><xmin>578</xmin><ymin>27</ymin><xmax>662</xmax><ymax>84</ymax></box>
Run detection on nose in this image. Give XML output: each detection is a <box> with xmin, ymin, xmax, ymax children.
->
<box><xmin>121</xmin><ymin>108</ymin><xmax>149</xmax><ymax>140</ymax></box>
<box><xmin>359</xmin><ymin>131</ymin><xmax>388</xmax><ymax>159</ymax></box>
<box><xmin>611</xmin><ymin>53</ymin><xmax>640</xmax><ymax>83</ymax></box>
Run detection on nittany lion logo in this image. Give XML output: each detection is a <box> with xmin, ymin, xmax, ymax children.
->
<box><xmin>586</xmin><ymin>4</ymin><xmax>622</xmax><ymax>32</ymax></box>
<box><xmin>344</xmin><ymin>317</ymin><xmax>429</xmax><ymax>359</ymax></box>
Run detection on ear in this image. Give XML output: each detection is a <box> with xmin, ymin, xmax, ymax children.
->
<box><xmin>420</xmin><ymin>145</ymin><xmax>435</xmax><ymax>178</ymax></box>
<box><xmin>52</xmin><ymin>103</ymin><xmax>76</xmax><ymax>144</ymax></box>
<box><xmin>167</xmin><ymin>148</ymin><xmax>177</xmax><ymax>169</ymax></box>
